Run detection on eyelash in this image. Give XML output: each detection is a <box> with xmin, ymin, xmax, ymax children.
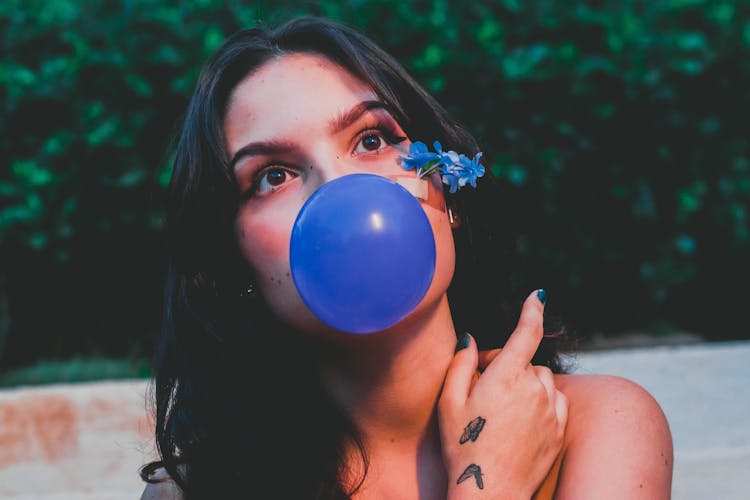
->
<box><xmin>240</xmin><ymin>121</ymin><xmax>407</xmax><ymax>200</ymax></box>
<box><xmin>352</xmin><ymin>120</ymin><xmax>407</xmax><ymax>154</ymax></box>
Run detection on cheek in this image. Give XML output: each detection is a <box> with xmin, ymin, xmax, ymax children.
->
<box><xmin>420</xmin><ymin>189</ymin><xmax>456</xmax><ymax>295</ymax></box>
<box><xmin>235</xmin><ymin>210</ymin><xmax>293</xmax><ymax>280</ymax></box>
<box><xmin>432</xmin><ymin>210</ymin><xmax>457</xmax><ymax>285</ymax></box>
<box><xmin>235</xmin><ymin>205</ymin><xmax>334</xmax><ymax>335</ymax></box>
<box><xmin>427</xmin><ymin>173</ymin><xmax>447</xmax><ymax>208</ymax></box>
<box><xmin>247</xmin><ymin>222</ymin><xmax>288</xmax><ymax>259</ymax></box>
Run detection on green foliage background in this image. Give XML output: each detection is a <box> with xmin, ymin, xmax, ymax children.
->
<box><xmin>1</xmin><ymin>0</ymin><xmax>749</xmax><ymax>373</ymax></box>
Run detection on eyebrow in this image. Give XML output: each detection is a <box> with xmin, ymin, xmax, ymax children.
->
<box><xmin>230</xmin><ymin>140</ymin><xmax>296</xmax><ymax>170</ymax></box>
<box><xmin>230</xmin><ymin>100</ymin><xmax>394</xmax><ymax>170</ymax></box>
<box><xmin>328</xmin><ymin>99</ymin><xmax>393</xmax><ymax>135</ymax></box>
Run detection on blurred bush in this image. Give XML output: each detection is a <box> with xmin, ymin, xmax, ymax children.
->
<box><xmin>1</xmin><ymin>0</ymin><xmax>748</xmax><ymax>369</ymax></box>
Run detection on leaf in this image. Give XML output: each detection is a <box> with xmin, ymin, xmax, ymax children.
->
<box><xmin>669</xmin><ymin>0</ymin><xmax>705</xmax><ymax>10</ymax></box>
<box><xmin>203</xmin><ymin>26</ymin><xmax>224</xmax><ymax>54</ymax></box>
<box><xmin>125</xmin><ymin>74</ymin><xmax>153</xmax><ymax>97</ymax></box>
<box><xmin>27</xmin><ymin>232</ymin><xmax>48</xmax><ymax>250</ymax></box>
<box><xmin>506</xmin><ymin>164</ymin><xmax>527</xmax><ymax>186</ymax></box>
<box><xmin>477</xmin><ymin>19</ymin><xmax>501</xmax><ymax>45</ymax></box>
<box><xmin>0</xmin><ymin>182</ymin><xmax>18</xmax><ymax>197</ymax></box>
<box><xmin>115</xmin><ymin>168</ymin><xmax>146</xmax><ymax>187</ymax></box>
<box><xmin>86</xmin><ymin>118</ymin><xmax>119</xmax><ymax>146</ymax></box>
<box><xmin>500</xmin><ymin>0</ymin><xmax>521</xmax><ymax>13</ymax></box>
<box><xmin>674</xmin><ymin>234</ymin><xmax>696</xmax><ymax>254</ymax></box>
<box><xmin>413</xmin><ymin>44</ymin><xmax>444</xmax><ymax>71</ymax></box>
<box><xmin>678</xmin><ymin>189</ymin><xmax>700</xmax><ymax>213</ymax></box>
<box><xmin>0</xmin><ymin>205</ymin><xmax>35</xmax><ymax>228</ymax></box>
<box><xmin>60</xmin><ymin>197</ymin><xmax>78</xmax><ymax>217</ymax></box>
<box><xmin>7</xmin><ymin>65</ymin><xmax>37</xmax><ymax>86</ymax></box>
<box><xmin>502</xmin><ymin>44</ymin><xmax>550</xmax><ymax>79</ymax></box>
<box><xmin>11</xmin><ymin>160</ymin><xmax>54</xmax><ymax>187</ymax></box>
<box><xmin>675</xmin><ymin>32</ymin><xmax>707</xmax><ymax>52</ymax></box>
<box><xmin>708</xmin><ymin>3</ymin><xmax>734</xmax><ymax>25</ymax></box>
<box><xmin>157</xmin><ymin>160</ymin><xmax>174</xmax><ymax>188</ymax></box>
<box><xmin>670</xmin><ymin>59</ymin><xmax>704</xmax><ymax>75</ymax></box>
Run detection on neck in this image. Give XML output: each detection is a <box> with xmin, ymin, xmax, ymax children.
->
<box><xmin>318</xmin><ymin>294</ymin><xmax>458</xmax><ymax>446</ymax></box>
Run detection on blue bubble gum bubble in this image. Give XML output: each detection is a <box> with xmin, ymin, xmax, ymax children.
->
<box><xmin>289</xmin><ymin>174</ymin><xmax>436</xmax><ymax>334</ymax></box>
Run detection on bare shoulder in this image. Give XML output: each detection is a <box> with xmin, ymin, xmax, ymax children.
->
<box><xmin>554</xmin><ymin>373</ymin><xmax>670</xmax><ymax>426</ymax></box>
<box><xmin>140</xmin><ymin>469</ymin><xmax>184</xmax><ymax>500</ymax></box>
<box><xmin>552</xmin><ymin>374</ymin><xmax>673</xmax><ymax>499</ymax></box>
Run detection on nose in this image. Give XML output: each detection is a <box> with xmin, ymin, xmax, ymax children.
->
<box><xmin>315</xmin><ymin>155</ymin><xmax>359</xmax><ymax>185</ymax></box>
<box><xmin>306</xmin><ymin>146</ymin><xmax>427</xmax><ymax>202</ymax></box>
<box><xmin>305</xmin><ymin>145</ymin><xmax>364</xmax><ymax>191</ymax></box>
<box><xmin>311</xmin><ymin>162</ymin><xmax>429</xmax><ymax>205</ymax></box>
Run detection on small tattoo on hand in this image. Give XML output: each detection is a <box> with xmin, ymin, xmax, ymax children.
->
<box><xmin>457</xmin><ymin>463</ymin><xmax>484</xmax><ymax>490</ymax></box>
<box><xmin>459</xmin><ymin>416</ymin><xmax>486</xmax><ymax>444</ymax></box>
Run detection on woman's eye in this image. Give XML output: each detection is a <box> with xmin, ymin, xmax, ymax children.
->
<box><xmin>355</xmin><ymin>132</ymin><xmax>387</xmax><ymax>154</ymax></box>
<box><xmin>257</xmin><ymin>167</ymin><xmax>297</xmax><ymax>193</ymax></box>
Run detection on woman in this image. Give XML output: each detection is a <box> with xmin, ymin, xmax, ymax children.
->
<box><xmin>140</xmin><ymin>16</ymin><xmax>672</xmax><ymax>499</ymax></box>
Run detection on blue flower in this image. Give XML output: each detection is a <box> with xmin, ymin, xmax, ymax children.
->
<box><xmin>441</xmin><ymin>169</ymin><xmax>461</xmax><ymax>194</ymax></box>
<box><xmin>432</xmin><ymin>141</ymin><xmax>460</xmax><ymax>176</ymax></box>
<box><xmin>457</xmin><ymin>152</ymin><xmax>485</xmax><ymax>188</ymax></box>
<box><xmin>399</xmin><ymin>141</ymin><xmax>440</xmax><ymax>173</ymax></box>
<box><xmin>399</xmin><ymin>140</ymin><xmax>485</xmax><ymax>193</ymax></box>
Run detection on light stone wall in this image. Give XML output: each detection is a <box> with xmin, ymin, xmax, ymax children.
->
<box><xmin>1</xmin><ymin>340</ymin><xmax>748</xmax><ymax>499</ymax></box>
<box><xmin>0</xmin><ymin>380</ymin><xmax>155</xmax><ymax>499</ymax></box>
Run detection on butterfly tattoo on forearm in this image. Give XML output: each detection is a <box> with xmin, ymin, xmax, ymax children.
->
<box><xmin>459</xmin><ymin>416</ymin><xmax>486</xmax><ymax>444</ymax></box>
<box><xmin>457</xmin><ymin>463</ymin><xmax>484</xmax><ymax>489</ymax></box>
<box><xmin>454</xmin><ymin>416</ymin><xmax>487</xmax><ymax>489</ymax></box>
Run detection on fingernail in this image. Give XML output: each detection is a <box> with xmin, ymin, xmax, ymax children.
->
<box><xmin>536</xmin><ymin>289</ymin><xmax>547</xmax><ymax>305</ymax></box>
<box><xmin>455</xmin><ymin>332</ymin><xmax>471</xmax><ymax>353</ymax></box>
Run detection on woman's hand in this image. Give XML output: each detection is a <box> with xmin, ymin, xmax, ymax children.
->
<box><xmin>438</xmin><ymin>290</ymin><xmax>568</xmax><ymax>500</ymax></box>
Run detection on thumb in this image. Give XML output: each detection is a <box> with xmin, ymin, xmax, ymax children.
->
<box><xmin>440</xmin><ymin>333</ymin><xmax>479</xmax><ymax>409</ymax></box>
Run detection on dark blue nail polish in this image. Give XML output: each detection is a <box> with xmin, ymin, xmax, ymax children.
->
<box><xmin>455</xmin><ymin>332</ymin><xmax>471</xmax><ymax>353</ymax></box>
<box><xmin>536</xmin><ymin>289</ymin><xmax>547</xmax><ymax>305</ymax></box>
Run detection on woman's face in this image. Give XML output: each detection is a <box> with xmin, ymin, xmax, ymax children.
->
<box><xmin>226</xmin><ymin>52</ymin><xmax>456</xmax><ymax>336</ymax></box>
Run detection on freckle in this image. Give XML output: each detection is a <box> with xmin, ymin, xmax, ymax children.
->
<box><xmin>390</xmin><ymin>438</ymin><xmax>395</xmax><ymax>443</ymax></box>
<box><xmin>286</xmin><ymin>272</ymin><xmax>290</xmax><ymax>277</ymax></box>
<box><xmin>639</xmin><ymin>484</ymin><xmax>643</xmax><ymax>488</ymax></box>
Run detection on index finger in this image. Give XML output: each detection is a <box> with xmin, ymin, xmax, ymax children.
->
<box><xmin>496</xmin><ymin>289</ymin><xmax>546</xmax><ymax>371</ymax></box>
